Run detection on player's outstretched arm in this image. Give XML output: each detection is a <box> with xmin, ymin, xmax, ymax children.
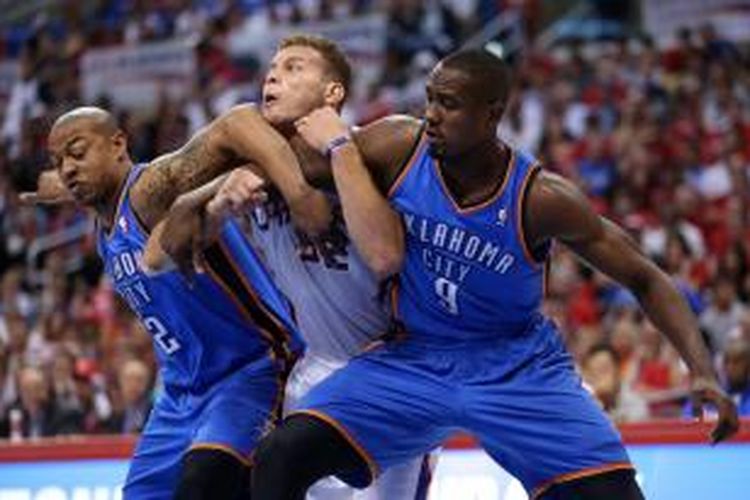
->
<box><xmin>526</xmin><ymin>171</ymin><xmax>739</xmax><ymax>443</ymax></box>
<box><xmin>144</xmin><ymin>167</ymin><xmax>267</xmax><ymax>277</ymax></box>
<box><xmin>295</xmin><ymin>109</ymin><xmax>419</xmax><ymax>278</ymax></box>
<box><xmin>19</xmin><ymin>169</ymin><xmax>75</xmax><ymax>205</ymax></box>
<box><xmin>132</xmin><ymin>104</ymin><xmax>330</xmax><ymax>234</ymax></box>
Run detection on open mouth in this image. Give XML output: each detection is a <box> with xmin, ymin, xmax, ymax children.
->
<box><xmin>264</xmin><ymin>93</ymin><xmax>279</xmax><ymax>106</ymax></box>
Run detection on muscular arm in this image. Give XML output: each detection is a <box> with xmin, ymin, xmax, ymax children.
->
<box><xmin>526</xmin><ymin>171</ymin><xmax>738</xmax><ymax>442</ymax></box>
<box><xmin>293</xmin><ymin>114</ymin><xmax>423</xmax><ymax>193</ymax></box>
<box><xmin>295</xmin><ymin>110</ymin><xmax>422</xmax><ymax>278</ymax></box>
<box><xmin>527</xmin><ymin>171</ymin><xmax>714</xmax><ymax>377</ymax></box>
<box><xmin>330</xmin><ymin>142</ymin><xmax>404</xmax><ymax>278</ymax></box>
<box><xmin>132</xmin><ymin>104</ymin><xmax>330</xmax><ymax>235</ymax></box>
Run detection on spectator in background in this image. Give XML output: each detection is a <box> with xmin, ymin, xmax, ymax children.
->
<box><xmin>634</xmin><ymin>322</ymin><xmax>688</xmax><ymax>417</ymax></box>
<box><xmin>700</xmin><ymin>274</ymin><xmax>748</xmax><ymax>354</ymax></box>
<box><xmin>0</xmin><ymin>365</ymin><xmax>82</xmax><ymax>439</ymax></box>
<box><xmin>722</xmin><ymin>338</ymin><xmax>750</xmax><ymax>416</ymax></box>
<box><xmin>112</xmin><ymin>358</ymin><xmax>152</xmax><ymax>434</ymax></box>
<box><xmin>0</xmin><ymin>312</ymin><xmax>28</xmax><ymax>411</ymax></box>
<box><xmin>582</xmin><ymin>343</ymin><xmax>649</xmax><ymax>423</ymax></box>
<box><xmin>72</xmin><ymin>358</ymin><xmax>114</xmax><ymax>434</ymax></box>
<box><xmin>685</xmin><ymin>338</ymin><xmax>750</xmax><ymax>418</ymax></box>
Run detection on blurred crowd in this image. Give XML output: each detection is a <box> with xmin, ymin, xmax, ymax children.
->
<box><xmin>0</xmin><ymin>0</ymin><xmax>748</xmax><ymax>440</ymax></box>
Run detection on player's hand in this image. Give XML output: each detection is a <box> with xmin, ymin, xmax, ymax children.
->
<box><xmin>294</xmin><ymin>106</ymin><xmax>350</xmax><ymax>155</ymax></box>
<box><xmin>690</xmin><ymin>376</ymin><xmax>739</xmax><ymax>444</ymax></box>
<box><xmin>206</xmin><ymin>167</ymin><xmax>268</xmax><ymax>220</ymax></box>
<box><xmin>143</xmin><ymin>220</ymin><xmax>176</xmax><ymax>274</ymax></box>
<box><xmin>19</xmin><ymin>170</ymin><xmax>75</xmax><ymax>205</ymax></box>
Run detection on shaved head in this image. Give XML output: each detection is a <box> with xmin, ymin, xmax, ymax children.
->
<box><xmin>47</xmin><ymin>106</ymin><xmax>129</xmax><ymax>207</ymax></box>
<box><xmin>52</xmin><ymin>106</ymin><xmax>118</xmax><ymax>136</ymax></box>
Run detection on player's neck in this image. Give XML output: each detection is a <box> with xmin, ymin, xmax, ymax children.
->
<box><xmin>439</xmin><ymin>139</ymin><xmax>510</xmax><ymax>204</ymax></box>
<box><xmin>95</xmin><ymin>160</ymin><xmax>133</xmax><ymax>230</ymax></box>
<box><xmin>289</xmin><ymin>133</ymin><xmax>327</xmax><ymax>171</ymax></box>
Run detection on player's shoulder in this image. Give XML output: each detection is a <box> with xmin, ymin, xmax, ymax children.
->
<box><xmin>352</xmin><ymin>115</ymin><xmax>424</xmax><ymax>192</ymax></box>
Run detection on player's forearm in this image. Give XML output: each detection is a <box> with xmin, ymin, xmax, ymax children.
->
<box><xmin>172</xmin><ymin>174</ymin><xmax>227</xmax><ymax>216</ymax></box>
<box><xmin>331</xmin><ymin>144</ymin><xmax>404</xmax><ymax>279</ymax></box>
<box><xmin>634</xmin><ymin>268</ymin><xmax>716</xmax><ymax>379</ymax></box>
<box><xmin>220</xmin><ymin>106</ymin><xmax>331</xmax><ymax>235</ymax></box>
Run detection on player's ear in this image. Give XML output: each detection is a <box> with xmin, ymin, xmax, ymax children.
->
<box><xmin>111</xmin><ymin>130</ymin><xmax>128</xmax><ymax>160</ymax></box>
<box><xmin>323</xmin><ymin>81</ymin><xmax>346</xmax><ymax>109</ymax></box>
<box><xmin>487</xmin><ymin>99</ymin><xmax>505</xmax><ymax>127</ymax></box>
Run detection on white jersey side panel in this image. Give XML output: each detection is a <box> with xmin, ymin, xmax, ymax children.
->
<box><xmin>244</xmin><ymin>192</ymin><xmax>390</xmax><ymax>362</ymax></box>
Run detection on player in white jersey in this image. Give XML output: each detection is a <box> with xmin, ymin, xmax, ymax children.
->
<box><xmin>149</xmin><ymin>35</ymin><xmax>430</xmax><ymax>500</ymax></box>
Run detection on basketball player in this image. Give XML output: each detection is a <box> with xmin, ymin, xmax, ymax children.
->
<box><xmin>29</xmin><ymin>36</ymin><xmax>431</xmax><ymax>500</ymax></box>
<box><xmin>43</xmin><ymin>105</ymin><xmax>322</xmax><ymax>499</ymax></box>
<box><xmin>151</xmin><ymin>35</ymin><xmax>430</xmax><ymax>500</ymax></box>
<box><xmin>248</xmin><ymin>49</ymin><xmax>740</xmax><ymax>499</ymax></box>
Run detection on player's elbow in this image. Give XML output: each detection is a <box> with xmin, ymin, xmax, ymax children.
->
<box><xmin>217</xmin><ymin>104</ymin><xmax>276</xmax><ymax>151</ymax></box>
<box><xmin>623</xmin><ymin>261</ymin><xmax>661</xmax><ymax>300</ymax></box>
<box><xmin>367</xmin><ymin>243</ymin><xmax>404</xmax><ymax>280</ymax></box>
<box><xmin>368</xmin><ymin>254</ymin><xmax>403</xmax><ymax>281</ymax></box>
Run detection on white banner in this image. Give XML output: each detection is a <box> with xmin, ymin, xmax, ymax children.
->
<box><xmin>80</xmin><ymin>39</ymin><xmax>196</xmax><ymax>111</ymax></box>
<box><xmin>643</xmin><ymin>0</ymin><xmax>750</xmax><ymax>46</ymax></box>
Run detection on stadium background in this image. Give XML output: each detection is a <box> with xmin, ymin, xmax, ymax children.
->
<box><xmin>0</xmin><ymin>0</ymin><xmax>748</xmax><ymax>498</ymax></box>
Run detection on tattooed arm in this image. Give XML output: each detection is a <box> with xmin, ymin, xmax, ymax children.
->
<box><xmin>130</xmin><ymin>104</ymin><xmax>330</xmax><ymax>234</ymax></box>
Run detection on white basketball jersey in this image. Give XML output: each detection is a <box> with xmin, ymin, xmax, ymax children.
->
<box><xmin>243</xmin><ymin>190</ymin><xmax>390</xmax><ymax>362</ymax></box>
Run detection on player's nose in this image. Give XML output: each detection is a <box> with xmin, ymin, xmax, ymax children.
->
<box><xmin>424</xmin><ymin>103</ymin><xmax>440</xmax><ymax>126</ymax></box>
<box><xmin>60</xmin><ymin>157</ymin><xmax>77</xmax><ymax>180</ymax></box>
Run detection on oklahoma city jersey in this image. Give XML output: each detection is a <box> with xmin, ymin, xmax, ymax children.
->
<box><xmin>297</xmin><ymin>134</ymin><xmax>631</xmax><ymax>497</ymax></box>
<box><xmin>96</xmin><ymin>164</ymin><xmax>302</xmax><ymax>390</ymax></box>
<box><xmin>246</xmin><ymin>191</ymin><xmax>389</xmax><ymax>361</ymax></box>
<box><xmin>388</xmin><ymin>134</ymin><xmax>547</xmax><ymax>341</ymax></box>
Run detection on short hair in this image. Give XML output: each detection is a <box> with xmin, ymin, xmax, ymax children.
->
<box><xmin>439</xmin><ymin>49</ymin><xmax>512</xmax><ymax>105</ymax></box>
<box><xmin>585</xmin><ymin>342</ymin><xmax>620</xmax><ymax>365</ymax></box>
<box><xmin>279</xmin><ymin>35</ymin><xmax>352</xmax><ymax>98</ymax></box>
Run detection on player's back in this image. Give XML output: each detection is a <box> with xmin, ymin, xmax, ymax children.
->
<box><xmin>96</xmin><ymin>164</ymin><xmax>302</xmax><ymax>391</ymax></box>
<box><xmin>246</xmin><ymin>191</ymin><xmax>389</xmax><ymax>362</ymax></box>
<box><xmin>388</xmin><ymin>134</ymin><xmax>549</xmax><ymax>342</ymax></box>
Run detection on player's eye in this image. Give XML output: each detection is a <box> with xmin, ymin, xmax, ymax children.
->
<box><xmin>441</xmin><ymin>97</ymin><xmax>459</xmax><ymax>109</ymax></box>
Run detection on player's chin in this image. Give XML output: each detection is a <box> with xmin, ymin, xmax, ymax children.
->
<box><xmin>266</xmin><ymin>111</ymin><xmax>302</xmax><ymax>131</ymax></box>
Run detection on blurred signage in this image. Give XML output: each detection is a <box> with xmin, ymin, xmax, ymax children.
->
<box><xmin>643</xmin><ymin>0</ymin><xmax>750</xmax><ymax>45</ymax></box>
<box><xmin>80</xmin><ymin>39</ymin><xmax>196</xmax><ymax>111</ymax></box>
<box><xmin>1</xmin><ymin>445</ymin><xmax>749</xmax><ymax>499</ymax></box>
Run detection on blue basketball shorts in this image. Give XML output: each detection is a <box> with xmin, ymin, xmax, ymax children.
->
<box><xmin>122</xmin><ymin>356</ymin><xmax>284</xmax><ymax>499</ymax></box>
<box><xmin>293</xmin><ymin>318</ymin><xmax>632</xmax><ymax>498</ymax></box>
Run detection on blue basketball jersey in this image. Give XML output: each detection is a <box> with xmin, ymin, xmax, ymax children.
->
<box><xmin>96</xmin><ymin>164</ymin><xmax>302</xmax><ymax>391</ymax></box>
<box><xmin>388</xmin><ymin>134</ymin><xmax>548</xmax><ymax>341</ymax></box>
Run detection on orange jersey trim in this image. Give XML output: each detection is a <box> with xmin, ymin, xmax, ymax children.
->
<box><xmin>217</xmin><ymin>238</ymin><xmax>293</xmax><ymax>347</ymax></box>
<box><xmin>188</xmin><ymin>442</ymin><xmax>254</xmax><ymax>468</ymax></box>
<box><xmin>434</xmin><ymin>148</ymin><xmax>516</xmax><ymax>215</ymax></box>
<box><xmin>387</xmin><ymin>132</ymin><xmax>429</xmax><ymax>199</ymax></box>
<box><xmin>530</xmin><ymin>461</ymin><xmax>634</xmax><ymax>499</ymax></box>
<box><xmin>516</xmin><ymin>162</ymin><xmax>544</xmax><ymax>267</ymax></box>
<box><xmin>291</xmin><ymin>409</ymin><xmax>379</xmax><ymax>483</ymax></box>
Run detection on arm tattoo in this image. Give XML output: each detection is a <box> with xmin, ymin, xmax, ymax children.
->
<box><xmin>133</xmin><ymin>130</ymin><xmax>239</xmax><ymax>228</ymax></box>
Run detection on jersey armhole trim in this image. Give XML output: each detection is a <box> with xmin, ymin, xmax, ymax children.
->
<box><xmin>386</xmin><ymin>123</ymin><xmax>428</xmax><ymax>199</ymax></box>
<box><xmin>516</xmin><ymin>163</ymin><xmax>548</xmax><ymax>267</ymax></box>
